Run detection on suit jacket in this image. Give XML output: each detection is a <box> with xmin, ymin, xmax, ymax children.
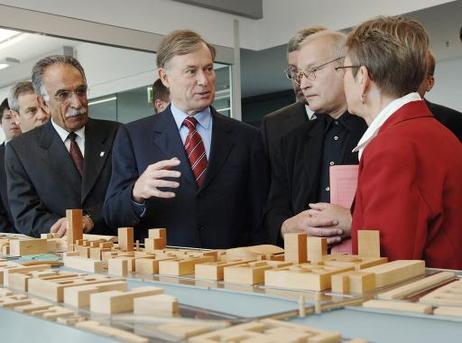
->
<box><xmin>425</xmin><ymin>100</ymin><xmax>462</xmax><ymax>142</ymax></box>
<box><xmin>264</xmin><ymin>112</ymin><xmax>367</xmax><ymax>246</ymax></box>
<box><xmin>104</xmin><ymin>106</ymin><xmax>267</xmax><ymax>249</ymax></box>
<box><xmin>260</xmin><ymin>101</ymin><xmax>307</xmax><ymax>173</ymax></box>
<box><xmin>352</xmin><ymin>100</ymin><xmax>462</xmax><ymax>269</ymax></box>
<box><xmin>0</xmin><ymin>143</ymin><xmax>15</xmax><ymax>233</ymax></box>
<box><xmin>5</xmin><ymin>119</ymin><xmax>120</xmax><ymax>237</ymax></box>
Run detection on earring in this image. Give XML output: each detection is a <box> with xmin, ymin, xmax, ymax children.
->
<box><xmin>361</xmin><ymin>93</ymin><xmax>366</xmax><ymax>104</ymax></box>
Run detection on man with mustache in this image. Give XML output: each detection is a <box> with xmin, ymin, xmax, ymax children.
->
<box><xmin>104</xmin><ymin>30</ymin><xmax>266</xmax><ymax>248</ymax></box>
<box><xmin>5</xmin><ymin>55</ymin><xmax>119</xmax><ymax>237</ymax></box>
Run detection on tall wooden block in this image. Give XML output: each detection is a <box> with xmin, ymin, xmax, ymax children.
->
<box><xmin>284</xmin><ymin>233</ymin><xmax>307</xmax><ymax>263</ymax></box>
<box><xmin>144</xmin><ymin>237</ymin><xmax>165</xmax><ymax>252</ymax></box>
<box><xmin>63</xmin><ymin>255</ymin><xmax>105</xmax><ymax>273</ymax></box>
<box><xmin>118</xmin><ymin>227</ymin><xmax>134</xmax><ymax>252</ymax></box>
<box><xmin>358</xmin><ymin>230</ymin><xmax>380</xmax><ymax>258</ymax></box>
<box><xmin>108</xmin><ymin>258</ymin><xmax>128</xmax><ymax>277</ymax></box>
<box><xmin>307</xmin><ymin>237</ymin><xmax>327</xmax><ymax>262</ymax></box>
<box><xmin>66</xmin><ymin>209</ymin><xmax>83</xmax><ymax>249</ymax></box>
<box><xmin>148</xmin><ymin>228</ymin><xmax>166</xmax><ymax>240</ymax></box>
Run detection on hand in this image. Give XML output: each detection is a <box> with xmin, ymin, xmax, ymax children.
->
<box><xmin>49</xmin><ymin>217</ymin><xmax>67</xmax><ymax>237</ymax></box>
<box><xmin>132</xmin><ymin>158</ymin><xmax>181</xmax><ymax>203</ymax></box>
<box><xmin>308</xmin><ymin>202</ymin><xmax>353</xmax><ymax>243</ymax></box>
<box><xmin>281</xmin><ymin>210</ymin><xmax>342</xmax><ymax>244</ymax></box>
<box><xmin>83</xmin><ymin>215</ymin><xmax>94</xmax><ymax>233</ymax></box>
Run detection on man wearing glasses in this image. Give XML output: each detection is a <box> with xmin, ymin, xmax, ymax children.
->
<box><xmin>5</xmin><ymin>55</ymin><xmax>119</xmax><ymax>237</ymax></box>
<box><xmin>260</xmin><ymin>27</ymin><xmax>325</xmax><ymax>174</ymax></box>
<box><xmin>264</xmin><ymin>31</ymin><xmax>367</xmax><ymax>246</ymax></box>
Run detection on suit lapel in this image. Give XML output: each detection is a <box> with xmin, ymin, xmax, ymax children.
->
<box><xmin>81</xmin><ymin>119</ymin><xmax>112</xmax><ymax>202</ymax></box>
<box><xmin>39</xmin><ymin>121</ymin><xmax>81</xmax><ymax>199</ymax></box>
<box><xmin>199</xmin><ymin>110</ymin><xmax>233</xmax><ymax>192</ymax></box>
<box><xmin>152</xmin><ymin>109</ymin><xmax>196</xmax><ymax>187</ymax></box>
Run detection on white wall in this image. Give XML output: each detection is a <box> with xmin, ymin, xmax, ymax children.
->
<box><xmin>427</xmin><ymin>57</ymin><xmax>462</xmax><ymax>112</ymax></box>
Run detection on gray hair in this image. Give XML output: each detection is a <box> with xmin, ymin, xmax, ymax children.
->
<box><xmin>301</xmin><ymin>30</ymin><xmax>347</xmax><ymax>61</ymax></box>
<box><xmin>287</xmin><ymin>26</ymin><xmax>327</xmax><ymax>54</ymax></box>
<box><xmin>32</xmin><ymin>55</ymin><xmax>86</xmax><ymax>101</ymax></box>
<box><xmin>8</xmin><ymin>81</ymin><xmax>35</xmax><ymax>112</ymax></box>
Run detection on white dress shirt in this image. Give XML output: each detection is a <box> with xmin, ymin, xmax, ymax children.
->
<box><xmin>353</xmin><ymin>92</ymin><xmax>422</xmax><ymax>160</ymax></box>
<box><xmin>51</xmin><ymin>119</ymin><xmax>86</xmax><ymax>157</ymax></box>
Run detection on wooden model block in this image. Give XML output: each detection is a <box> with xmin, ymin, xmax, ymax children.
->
<box><xmin>28</xmin><ymin>274</ymin><xmax>123</xmax><ymax>302</ymax></box>
<box><xmin>76</xmin><ymin>321</ymin><xmax>148</xmax><ymax>343</ymax></box>
<box><xmin>195</xmin><ymin>260</ymin><xmax>250</xmax><ymax>281</ymax></box>
<box><xmin>67</xmin><ymin>209</ymin><xmax>83</xmax><ymax>249</ymax></box>
<box><xmin>419</xmin><ymin>280</ymin><xmax>462</xmax><ymax>307</ymax></box>
<box><xmin>378</xmin><ymin>271</ymin><xmax>456</xmax><ymax>300</ymax></box>
<box><xmin>64</xmin><ymin>280</ymin><xmax>127</xmax><ymax>308</ymax></box>
<box><xmin>264</xmin><ymin>264</ymin><xmax>354</xmax><ymax>291</ymax></box>
<box><xmin>362</xmin><ymin>299</ymin><xmax>432</xmax><ymax>314</ymax></box>
<box><xmin>9</xmin><ymin>239</ymin><xmax>48</xmax><ymax>256</ymax></box>
<box><xmin>358</xmin><ymin>230</ymin><xmax>380</xmax><ymax>258</ymax></box>
<box><xmin>156</xmin><ymin>323</ymin><xmax>212</xmax><ymax>340</ymax></box>
<box><xmin>57</xmin><ymin>314</ymin><xmax>86</xmax><ymax>325</ymax></box>
<box><xmin>108</xmin><ymin>258</ymin><xmax>128</xmax><ymax>277</ymax></box>
<box><xmin>149</xmin><ymin>228</ymin><xmax>167</xmax><ymax>241</ymax></box>
<box><xmin>101</xmin><ymin>250</ymin><xmax>118</xmax><ymax>262</ymax></box>
<box><xmin>363</xmin><ymin>260</ymin><xmax>425</xmax><ymax>288</ymax></box>
<box><xmin>144</xmin><ymin>237</ymin><xmax>166</xmax><ymax>252</ymax></box>
<box><xmin>89</xmin><ymin>286</ymin><xmax>164</xmax><ymax>314</ymax></box>
<box><xmin>307</xmin><ymin>237</ymin><xmax>327</xmax><ymax>262</ymax></box>
<box><xmin>225</xmin><ymin>245</ymin><xmax>284</xmax><ymax>260</ymax></box>
<box><xmin>332</xmin><ymin>271</ymin><xmax>376</xmax><ymax>294</ymax></box>
<box><xmin>0</xmin><ymin>295</ymin><xmax>31</xmax><ymax>308</ymax></box>
<box><xmin>118</xmin><ymin>227</ymin><xmax>134</xmax><ymax>252</ymax></box>
<box><xmin>0</xmin><ymin>287</ymin><xmax>13</xmax><ymax>296</ymax></box>
<box><xmin>433</xmin><ymin>306</ymin><xmax>462</xmax><ymax>317</ymax></box>
<box><xmin>284</xmin><ymin>233</ymin><xmax>307</xmax><ymax>263</ymax></box>
<box><xmin>33</xmin><ymin>306</ymin><xmax>75</xmax><ymax>320</ymax></box>
<box><xmin>63</xmin><ymin>255</ymin><xmax>105</xmax><ymax>273</ymax></box>
<box><xmin>99</xmin><ymin>242</ymin><xmax>113</xmax><ymax>249</ymax></box>
<box><xmin>76</xmin><ymin>245</ymin><xmax>90</xmax><ymax>258</ymax></box>
<box><xmin>133</xmin><ymin>294</ymin><xmax>178</xmax><ymax>315</ymax></box>
<box><xmin>321</xmin><ymin>255</ymin><xmax>388</xmax><ymax>271</ymax></box>
<box><xmin>224</xmin><ymin>261</ymin><xmax>292</xmax><ymax>285</ymax></box>
<box><xmin>158</xmin><ymin>256</ymin><xmax>215</xmax><ymax>276</ymax></box>
<box><xmin>15</xmin><ymin>299</ymin><xmax>53</xmax><ymax>313</ymax></box>
<box><xmin>1</xmin><ymin>264</ymin><xmax>50</xmax><ymax>287</ymax></box>
<box><xmin>135</xmin><ymin>257</ymin><xmax>174</xmax><ymax>274</ymax></box>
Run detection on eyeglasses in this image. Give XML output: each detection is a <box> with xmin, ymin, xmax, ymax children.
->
<box><xmin>284</xmin><ymin>66</ymin><xmax>297</xmax><ymax>80</ymax></box>
<box><xmin>334</xmin><ymin>65</ymin><xmax>361</xmax><ymax>71</ymax></box>
<box><xmin>294</xmin><ymin>57</ymin><xmax>344</xmax><ymax>85</ymax></box>
<box><xmin>54</xmin><ymin>85</ymin><xmax>88</xmax><ymax>103</ymax></box>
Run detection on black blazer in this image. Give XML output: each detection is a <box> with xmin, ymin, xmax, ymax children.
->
<box><xmin>426</xmin><ymin>100</ymin><xmax>462</xmax><ymax>142</ymax></box>
<box><xmin>104</xmin><ymin>106</ymin><xmax>267</xmax><ymax>249</ymax></box>
<box><xmin>5</xmin><ymin>119</ymin><xmax>120</xmax><ymax>237</ymax></box>
<box><xmin>0</xmin><ymin>143</ymin><xmax>15</xmax><ymax>233</ymax></box>
<box><xmin>264</xmin><ymin>112</ymin><xmax>367</xmax><ymax>246</ymax></box>
<box><xmin>260</xmin><ymin>101</ymin><xmax>307</xmax><ymax>173</ymax></box>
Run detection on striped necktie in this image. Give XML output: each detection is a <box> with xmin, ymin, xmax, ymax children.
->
<box><xmin>183</xmin><ymin>117</ymin><xmax>208</xmax><ymax>186</ymax></box>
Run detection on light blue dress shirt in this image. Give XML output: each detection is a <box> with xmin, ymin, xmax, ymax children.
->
<box><xmin>170</xmin><ymin>103</ymin><xmax>213</xmax><ymax>159</ymax></box>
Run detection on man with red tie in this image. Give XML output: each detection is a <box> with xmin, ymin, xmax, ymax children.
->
<box><xmin>104</xmin><ymin>30</ymin><xmax>267</xmax><ymax>249</ymax></box>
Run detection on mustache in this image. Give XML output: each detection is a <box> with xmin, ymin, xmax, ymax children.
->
<box><xmin>66</xmin><ymin>108</ymin><xmax>87</xmax><ymax>117</ymax></box>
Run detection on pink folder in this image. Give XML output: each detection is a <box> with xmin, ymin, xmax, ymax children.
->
<box><xmin>329</xmin><ymin>165</ymin><xmax>358</xmax><ymax>254</ymax></box>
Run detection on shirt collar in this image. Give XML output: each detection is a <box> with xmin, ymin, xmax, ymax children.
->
<box><xmin>51</xmin><ymin>118</ymin><xmax>86</xmax><ymax>142</ymax></box>
<box><xmin>170</xmin><ymin>102</ymin><xmax>212</xmax><ymax>131</ymax></box>
<box><xmin>353</xmin><ymin>92</ymin><xmax>421</xmax><ymax>160</ymax></box>
<box><xmin>305</xmin><ymin>104</ymin><xmax>316</xmax><ymax>120</ymax></box>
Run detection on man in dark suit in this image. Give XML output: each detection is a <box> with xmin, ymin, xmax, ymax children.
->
<box><xmin>152</xmin><ymin>78</ymin><xmax>170</xmax><ymax>114</ymax></box>
<box><xmin>104</xmin><ymin>30</ymin><xmax>266</xmax><ymax>249</ymax></box>
<box><xmin>5</xmin><ymin>55</ymin><xmax>119</xmax><ymax>237</ymax></box>
<box><xmin>0</xmin><ymin>99</ymin><xmax>21</xmax><ymax>232</ymax></box>
<box><xmin>260</xmin><ymin>27</ymin><xmax>326</xmax><ymax>173</ymax></box>
<box><xmin>264</xmin><ymin>31</ymin><xmax>367</xmax><ymax>246</ymax></box>
<box><xmin>418</xmin><ymin>50</ymin><xmax>462</xmax><ymax>142</ymax></box>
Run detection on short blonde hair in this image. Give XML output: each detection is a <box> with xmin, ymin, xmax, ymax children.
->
<box><xmin>156</xmin><ymin>30</ymin><xmax>216</xmax><ymax>69</ymax></box>
<box><xmin>346</xmin><ymin>16</ymin><xmax>429</xmax><ymax>97</ymax></box>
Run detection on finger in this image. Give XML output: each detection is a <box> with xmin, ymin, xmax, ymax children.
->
<box><xmin>306</xmin><ymin>209</ymin><xmax>321</xmax><ymax>217</ymax></box>
<box><xmin>307</xmin><ymin>227</ymin><xmax>343</xmax><ymax>237</ymax></box>
<box><xmin>153</xmin><ymin>169</ymin><xmax>182</xmax><ymax>179</ymax></box>
<box><xmin>57</xmin><ymin>224</ymin><xmax>67</xmax><ymax>238</ymax></box>
<box><xmin>308</xmin><ymin>217</ymin><xmax>339</xmax><ymax>227</ymax></box>
<box><xmin>151</xmin><ymin>158</ymin><xmax>181</xmax><ymax>170</ymax></box>
<box><xmin>153</xmin><ymin>180</ymin><xmax>180</xmax><ymax>189</ymax></box>
<box><xmin>308</xmin><ymin>202</ymin><xmax>331</xmax><ymax>210</ymax></box>
<box><xmin>150</xmin><ymin>189</ymin><xmax>177</xmax><ymax>199</ymax></box>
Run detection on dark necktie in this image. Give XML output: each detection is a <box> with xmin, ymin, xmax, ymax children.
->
<box><xmin>183</xmin><ymin>117</ymin><xmax>208</xmax><ymax>187</ymax></box>
<box><xmin>68</xmin><ymin>132</ymin><xmax>84</xmax><ymax>176</ymax></box>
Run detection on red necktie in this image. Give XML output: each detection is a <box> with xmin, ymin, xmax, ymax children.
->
<box><xmin>183</xmin><ymin>117</ymin><xmax>208</xmax><ymax>186</ymax></box>
<box><xmin>68</xmin><ymin>132</ymin><xmax>84</xmax><ymax>176</ymax></box>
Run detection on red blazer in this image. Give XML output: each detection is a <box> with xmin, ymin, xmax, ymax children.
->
<box><xmin>352</xmin><ymin>100</ymin><xmax>462</xmax><ymax>269</ymax></box>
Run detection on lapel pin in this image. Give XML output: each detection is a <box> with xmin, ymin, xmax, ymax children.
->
<box><xmin>100</xmin><ymin>151</ymin><xmax>105</xmax><ymax>157</ymax></box>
